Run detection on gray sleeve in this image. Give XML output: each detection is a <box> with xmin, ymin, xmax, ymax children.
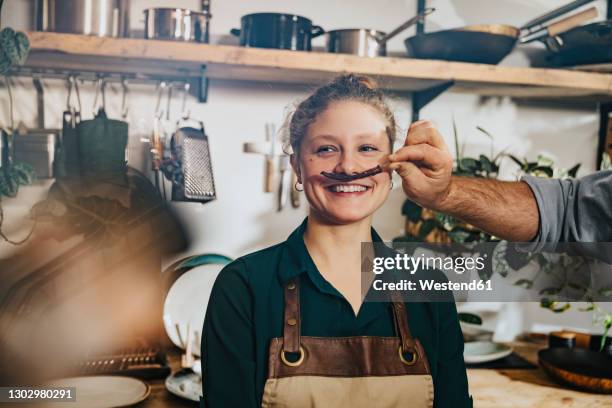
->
<box><xmin>521</xmin><ymin>170</ymin><xmax>612</xmax><ymax>246</ymax></box>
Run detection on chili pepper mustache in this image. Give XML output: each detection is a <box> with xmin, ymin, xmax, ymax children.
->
<box><xmin>320</xmin><ymin>165</ymin><xmax>383</xmax><ymax>181</ymax></box>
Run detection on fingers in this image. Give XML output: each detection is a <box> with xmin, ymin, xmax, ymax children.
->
<box><xmin>387</xmin><ymin>161</ymin><xmax>421</xmax><ymax>185</ymax></box>
<box><xmin>404</xmin><ymin>120</ymin><xmax>448</xmax><ymax>151</ymax></box>
<box><xmin>389</xmin><ymin>144</ymin><xmax>450</xmax><ymax>170</ymax></box>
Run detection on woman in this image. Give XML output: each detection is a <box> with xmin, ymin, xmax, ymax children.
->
<box><xmin>201</xmin><ymin>74</ymin><xmax>471</xmax><ymax>408</ymax></box>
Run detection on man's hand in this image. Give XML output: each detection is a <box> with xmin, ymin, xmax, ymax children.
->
<box><xmin>388</xmin><ymin>120</ymin><xmax>453</xmax><ymax>210</ymax></box>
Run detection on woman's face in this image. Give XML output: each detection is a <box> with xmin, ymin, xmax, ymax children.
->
<box><xmin>293</xmin><ymin>100</ymin><xmax>393</xmax><ymax>225</ymax></box>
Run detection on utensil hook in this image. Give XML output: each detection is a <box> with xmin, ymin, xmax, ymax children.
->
<box><xmin>65</xmin><ymin>75</ymin><xmax>82</xmax><ymax>113</ymax></box>
<box><xmin>154</xmin><ymin>81</ymin><xmax>167</xmax><ymax>119</ymax></box>
<box><xmin>120</xmin><ymin>78</ymin><xmax>129</xmax><ymax>119</ymax></box>
<box><xmin>92</xmin><ymin>77</ymin><xmax>106</xmax><ymax>115</ymax></box>
<box><xmin>165</xmin><ymin>83</ymin><xmax>173</xmax><ymax>121</ymax></box>
<box><xmin>180</xmin><ymin>82</ymin><xmax>191</xmax><ymax>120</ymax></box>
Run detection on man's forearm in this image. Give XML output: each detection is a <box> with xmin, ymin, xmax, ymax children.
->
<box><xmin>434</xmin><ymin>176</ymin><xmax>539</xmax><ymax>241</ymax></box>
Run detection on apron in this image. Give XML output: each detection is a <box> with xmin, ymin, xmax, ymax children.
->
<box><xmin>262</xmin><ymin>277</ymin><xmax>434</xmax><ymax>408</ymax></box>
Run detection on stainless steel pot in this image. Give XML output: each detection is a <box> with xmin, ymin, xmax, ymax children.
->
<box><xmin>144</xmin><ymin>8</ymin><xmax>208</xmax><ymax>42</ymax></box>
<box><xmin>37</xmin><ymin>0</ymin><xmax>130</xmax><ymax>37</ymax></box>
<box><xmin>324</xmin><ymin>8</ymin><xmax>434</xmax><ymax>57</ymax></box>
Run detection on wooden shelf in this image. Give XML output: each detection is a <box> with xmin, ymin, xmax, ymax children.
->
<box><xmin>21</xmin><ymin>31</ymin><xmax>612</xmax><ymax>101</ymax></box>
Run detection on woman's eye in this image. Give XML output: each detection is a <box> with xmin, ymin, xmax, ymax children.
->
<box><xmin>360</xmin><ymin>145</ymin><xmax>379</xmax><ymax>152</ymax></box>
<box><xmin>316</xmin><ymin>145</ymin><xmax>337</xmax><ymax>154</ymax></box>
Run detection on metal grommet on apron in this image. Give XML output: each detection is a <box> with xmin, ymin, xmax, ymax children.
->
<box><xmin>261</xmin><ymin>277</ymin><xmax>434</xmax><ymax>408</ymax></box>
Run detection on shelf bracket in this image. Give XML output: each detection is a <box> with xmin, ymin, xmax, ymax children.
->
<box><xmin>596</xmin><ymin>102</ymin><xmax>612</xmax><ymax>170</ymax></box>
<box><xmin>411</xmin><ymin>80</ymin><xmax>454</xmax><ymax>121</ymax></box>
<box><xmin>416</xmin><ymin>0</ymin><xmax>426</xmax><ymax>35</ymax></box>
<box><xmin>198</xmin><ymin>65</ymin><xmax>209</xmax><ymax>103</ymax></box>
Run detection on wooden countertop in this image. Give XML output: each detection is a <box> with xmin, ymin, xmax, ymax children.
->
<box><xmin>467</xmin><ymin>340</ymin><xmax>612</xmax><ymax>408</ymax></box>
<box><xmin>140</xmin><ymin>342</ymin><xmax>612</xmax><ymax>407</ymax></box>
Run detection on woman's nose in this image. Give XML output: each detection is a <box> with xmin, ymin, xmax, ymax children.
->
<box><xmin>333</xmin><ymin>151</ymin><xmax>360</xmax><ymax>174</ymax></box>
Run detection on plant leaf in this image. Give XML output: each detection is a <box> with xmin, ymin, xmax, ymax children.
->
<box><xmin>507</xmin><ymin>154</ymin><xmax>524</xmax><ymax>168</ymax></box>
<box><xmin>514</xmin><ymin>279</ymin><xmax>533</xmax><ymax>289</ymax></box>
<box><xmin>476</xmin><ymin>126</ymin><xmax>494</xmax><ymax>140</ymax></box>
<box><xmin>539</xmin><ymin>287</ymin><xmax>562</xmax><ymax>295</ymax></box>
<box><xmin>401</xmin><ymin>199</ymin><xmax>422</xmax><ymax>222</ymax></box>
<box><xmin>458</xmin><ymin>313</ymin><xmax>482</xmax><ymax>325</ymax></box>
<box><xmin>479</xmin><ymin>155</ymin><xmax>492</xmax><ymax>173</ymax></box>
<box><xmin>418</xmin><ymin>219</ymin><xmax>438</xmax><ymax>240</ymax></box>
<box><xmin>567</xmin><ymin>163</ymin><xmax>581</xmax><ymax>178</ymax></box>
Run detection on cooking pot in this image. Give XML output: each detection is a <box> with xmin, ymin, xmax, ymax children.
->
<box><xmin>37</xmin><ymin>0</ymin><xmax>130</xmax><ymax>37</ymax></box>
<box><xmin>231</xmin><ymin>13</ymin><xmax>324</xmax><ymax>51</ymax></box>
<box><xmin>144</xmin><ymin>8</ymin><xmax>208</xmax><ymax>42</ymax></box>
<box><xmin>543</xmin><ymin>21</ymin><xmax>612</xmax><ymax>67</ymax></box>
<box><xmin>324</xmin><ymin>8</ymin><xmax>434</xmax><ymax>58</ymax></box>
<box><xmin>404</xmin><ymin>0</ymin><xmax>596</xmax><ymax>65</ymax></box>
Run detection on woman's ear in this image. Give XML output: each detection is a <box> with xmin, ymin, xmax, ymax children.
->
<box><xmin>290</xmin><ymin>154</ymin><xmax>302</xmax><ymax>183</ymax></box>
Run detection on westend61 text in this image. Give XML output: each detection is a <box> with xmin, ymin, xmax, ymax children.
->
<box><xmin>372</xmin><ymin>279</ymin><xmax>493</xmax><ymax>292</ymax></box>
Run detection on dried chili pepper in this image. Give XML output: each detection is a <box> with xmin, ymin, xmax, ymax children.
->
<box><xmin>320</xmin><ymin>165</ymin><xmax>383</xmax><ymax>181</ymax></box>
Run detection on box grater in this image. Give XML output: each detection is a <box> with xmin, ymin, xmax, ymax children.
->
<box><xmin>171</xmin><ymin>122</ymin><xmax>216</xmax><ymax>202</ymax></box>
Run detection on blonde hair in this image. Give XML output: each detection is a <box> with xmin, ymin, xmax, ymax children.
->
<box><xmin>287</xmin><ymin>74</ymin><xmax>396</xmax><ymax>156</ymax></box>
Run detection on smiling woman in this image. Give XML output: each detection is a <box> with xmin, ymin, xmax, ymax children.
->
<box><xmin>201</xmin><ymin>74</ymin><xmax>472</xmax><ymax>408</ymax></box>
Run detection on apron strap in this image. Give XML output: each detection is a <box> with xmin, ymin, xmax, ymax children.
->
<box><xmin>391</xmin><ymin>301</ymin><xmax>413</xmax><ymax>353</ymax></box>
<box><xmin>283</xmin><ymin>278</ymin><xmax>301</xmax><ymax>353</ymax></box>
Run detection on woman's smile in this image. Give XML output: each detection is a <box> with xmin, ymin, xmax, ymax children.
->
<box><xmin>325</xmin><ymin>182</ymin><xmax>371</xmax><ymax>194</ymax></box>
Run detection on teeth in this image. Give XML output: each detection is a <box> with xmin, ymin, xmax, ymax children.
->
<box><xmin>331</xmin><ymin>184</ymin><xmax>367</xmax><ymax>193</ymax></box>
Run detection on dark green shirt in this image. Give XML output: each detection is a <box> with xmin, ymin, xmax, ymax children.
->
<box><xmin>201</xmin><ymin>218</ymin><xmax>471</xmax><ymax>408</ymax></box>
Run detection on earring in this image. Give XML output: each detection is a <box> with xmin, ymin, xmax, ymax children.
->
<box><xmin>390</xmin><ymin>180</ymin><xmax>394</xmax><ymax>190</ymax></box>
<box><xmin>294</xmin><ymin>181</ymin><xmax>304</xmax><ymax>192</ymax></box>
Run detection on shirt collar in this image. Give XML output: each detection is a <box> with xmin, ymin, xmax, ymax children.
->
<box><xmin>278</xmin><ymin>217</ymin><xmax>386</xmax><ymax>284</ymax></box>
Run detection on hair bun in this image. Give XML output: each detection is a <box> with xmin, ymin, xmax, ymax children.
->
<box><xmin>353</xmin><ymin>75</ymin><xmax>378</xmax><ymax>90</ymax></box>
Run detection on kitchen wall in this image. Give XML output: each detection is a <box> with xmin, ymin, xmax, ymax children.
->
<box><xmin>0</xmin><ymin>0</ymin><xmax>608</xmax><ymax>336</ymax></box>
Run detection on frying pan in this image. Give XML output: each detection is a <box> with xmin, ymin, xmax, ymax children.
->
<box><xmin>404</xmin><ymin>1</ymin><xmax>598</xmax><ymax>64</ymax></box>
<box><xmin>543</xmin><ymin>21</ymin><xmax>612</xmax><ymax>67</ymax></box>
<box><xmin>538</xmin><ymin>348</ymin><xmax>612</xmax><ymax>393</ymax></box>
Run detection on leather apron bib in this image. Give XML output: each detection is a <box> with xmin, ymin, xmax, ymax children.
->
<box><xmin>261</xmin><ymin>277</ymin><xmax>434</xmax><ymax>408</ymax></box>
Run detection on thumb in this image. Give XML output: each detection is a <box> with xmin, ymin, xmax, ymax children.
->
<box><xmin>389</xmin><ymin>161</ymin><xmax>422</xmax><ymax>181</ymax></box>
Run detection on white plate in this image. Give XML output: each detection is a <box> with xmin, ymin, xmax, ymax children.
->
<box><xmin>464</xmin><ymin>341</ymin><xmax>513</xmax><ymax>364</ymax></box>
<box><xmin>163</xmin><ymin>260</ymin><xmax>229</xmax><ymax>356</ymax></box>
<box><xmin>43</xmin><ymin>376</ymin><xmax>150</xmax><ymax>408</ymax></box>
<box><xmin>165</xmin><ymin>369</ymin><xmax>202</xmax><ymax>402</ymax></box>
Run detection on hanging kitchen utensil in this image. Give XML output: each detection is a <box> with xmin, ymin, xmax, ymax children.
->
<box><xmin>264</xmin><ymin>123</ymin><xmax>276</xmax><ymax>193</ymax></box>
<box><xmin>542</xmin><ymin>20</ymin><xmax>612</xmax><ymax>67</ymax></box>
<box><xmin>0</xmin><ymin>76</ymin><xmax>14</xmax><ymax>172</ymax></box>
<box><xmin>277</xmin><ymin>154</ymin><xmax>290</xmax><ymax>211</ymax></box>
<box><xmin>169</xmin><ymin>119</ymin><xmax>216</xmax><ymax>203</ymax></box>
<box><xmin>230</xmin><ymin>13</ymin><xmax>324</xmax><ymax>51</ymax></box>
<box><xmin>520</xmin><ymin>7</ymin><xmax>598</xmax><ymax>43</ymax></box>
<box><xmin>54</xmin><ymin>75</ymin><xmax>81</xmax><ymax>179</ymax></box>
<box><xmin>14</xmin><ymin>77</ymin><xmax>60</xmax><ymax>179</ymax></box>
<box><xmin>163</xmin><ymin>85</ymin><xmax>215</xmax><ymax>203</ymax></box>
<box><xmin>0</xmin><ymin>76</ymin><xmax>36</xmax><ymax>198</ymax></box>
<box><xmin>120</xmin><ymin>78</ymin><xmax>129</xmax><ymax>120</ymax></box>
<box><xmin>520</xmin><ymin>0</ymin><xmax>596</xmax><ymax>37</ymax></box>
<box><xmin>76</xmin><ymin>78</ymin><xmax>128</xmax><ymax>182</ymax></box>
<box><xmin>324</xmin><ymin>8</ymin><xmax>434</xmax><ymax>57</ymax></box>
<box><xmin>403</xmin><ymin>0</ymin><xmax>596</xmax><ymax>64</ymax></box>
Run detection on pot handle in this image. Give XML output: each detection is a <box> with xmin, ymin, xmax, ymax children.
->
<box><xmin>311</xmin><ymin>25</ymin><xmax>325</xmax><ymax>38</ymax></box>
<box><xmin>230</xmin><ymin>28</ymin><xmax>241</xmax><ymax>37</ymax></box>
